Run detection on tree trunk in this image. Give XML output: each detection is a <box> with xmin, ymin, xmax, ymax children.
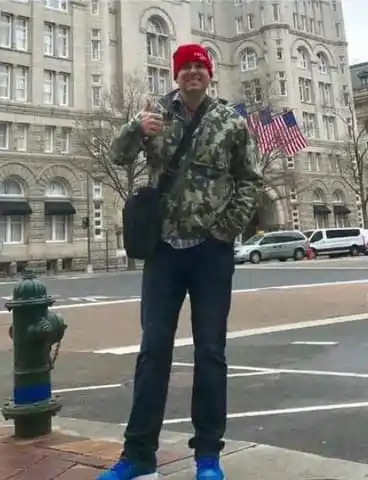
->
<box><xmin>362</xmin><ymin>201</ymin><xmax>368</xmax><ymax>229</ymax></box>
<box><xmin>126</xmin><ymin>257</ymin><xmax>136</xmax><ymax>270</ymax></box>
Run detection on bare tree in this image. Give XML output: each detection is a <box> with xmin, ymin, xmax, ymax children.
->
<box><xmin>73</xmin><ymin>72</ymin><xmax>148</xmax><ymax>269</ymax></box>
<box><xmin>334</xmin><ymin>101</ymin><xmax>368</xmax><ymax>226</ymax></box>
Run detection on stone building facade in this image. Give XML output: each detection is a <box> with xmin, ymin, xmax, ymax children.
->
<box><xmin>0</xmin><ymin>0</ymin><xmax>360</xmax><ymax>274</ymax></box>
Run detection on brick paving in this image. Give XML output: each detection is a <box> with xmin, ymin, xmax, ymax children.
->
<box><xmin>0</xmin><ymin>425</ymin><xmax>192</xmax><ymax>479</ymax></box>
<box><xmin>0</xmin><ymin>283</ymin><xmax>368</xmax><ymax>352</ymax></box>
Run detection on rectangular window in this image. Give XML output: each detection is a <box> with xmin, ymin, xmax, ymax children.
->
<box><xmin>14</xmin><ymin>124</ymin><xmax>27</xmax><ymax>151</ymax></box>
<box><xmin>277</xmin><ymin>72</ymin><xmax>287</xmax><ymax>96</ymax></box>
<box><xmin>322</xmin><ymin>115</ymin><xmax>336</xmax><ymax>140</ymax></box>
<box><xmin>91</xmin><ymin>74</ymin><xmax>102</xmax><ymax>107</ymax></box>
<box><xmin>0</xmin><ymin>14</ymin><xmax>11</xmax><ymax>48</ymax></box>
<box><xmin>0</xmin><ymin>216</ymin><xmax>23</xmax><ymax>244</ymax></box>
<box><xmin>276</xmin><ymin>47</ymin><xmax>284</xmax><ymax>60</ymax></box>
<box><xmin>207</xmin><ymin>15</ymin><xmax>214</xmax><ymax>33</ymax></box>
<box><xmin>299</xmin><ymin>78</ymin><xmax>312</xmax><ymax>102</ymax></box>
<box><xmin>44</xmin><ymin>23</ymin><xmax>54</xmax><ymax>55</ymax></box>
<box><xmin>293</xmin><ymin>13</ymin><xmax>298</xmax><ymax>29</ymax></box>
<box><xmin>235</xmin><ymin>16</ymin><xmax>243</xmax><ymax>34</ymax></box>
<box><xmin>57</xmin><ymin>26</ymin><xmax>69</xmax><ymax>57</ymax></box>
<box><xmin>46</xmin><ymin>215</ymin><xmax>67</xmax><ymax>241</ymax></box>
<box><xmin>90</xmin><ymin>0</ymin><xmax>99</xmax><ymax>14</ymax></box>
<box><xmin>272</xmin><ymin>3</ymin><xmax>280</xmax><ymax>21</ymax></box>
<box><xmin>91</xmin><ymin>29</ymin><xmax>101</xmax><ymax>60</ymax></box>
<box><xmin>43</xmin><ymin>70</ymin><xmax>54</xmax><ymax>104</ymax></box>
<box><xmin>44</xmin><ymin>126</ymin><xmax>55</xmax><ymax>152</ymax></box>
<box><xmin>147</xmin><ymin>67</ymin><xmax>170</xmax><ymax>95</ymax></box>
<box><xmin>44</xmin><ymin>0</ymin><xmax>67</xmax><ymax>11</ymax></box>
<box><xmin>60</xmin><ymin>127</ymin><xmax>70</xmax><ymax>153</ymax></box>
<box><xmin>15</xmin><ymin>17</ymin><xmax>28</xmax><ymax>51</ymax></box>
<box><xmin>247</xmin><ymin>14</ymin><xmax>254</xmax><ymax>30</ymax></box>
<box><xmin>0</xmin><ymin>64</ymin><xmax>10</xmax><ymax>99</ymax></box>
<box><xmin>14</xmin><ymin>66</ymin><xmax>28</xmax><ymax>101</ymax></box>
<box><xmin>93</xmin><ymin>201</ymin><xmax>103</xmax><ymax>239</ymax></box>
<box><xmin>93</xmin><ymin>181</ymin><xmax>103</xmax><ymax>199</ymax></box>
<box><xmin>58</xmin><ymin>73</ymin><xmax>69</xmax><ymax>106</ymax></box>
<box><xmin>0</xmin><ymin>123</ymin><xmax>9</xmax><ymax>149</ymax></box>
<box><xmin>335</xmin><ymin>22</ymin><xmax>341</xmax><ymax>38</ymax></box>
<box><xmin>302</xmin><ymin>112</ymin><xmax>316</xmax><ymax>138</ymax></box>
<box><xmin>198</xmin><ymin>13</ymin><xmax>205</xmax><ymax>30</ymax></box>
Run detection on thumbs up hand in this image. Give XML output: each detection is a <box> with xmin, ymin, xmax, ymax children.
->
<box><xmin>140</xmin><ymin>97</ymin><xmax>163</xmax><ymax>136</ymax></box>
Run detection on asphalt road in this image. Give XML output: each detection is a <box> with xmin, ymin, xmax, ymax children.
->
<box><xmin>0</xmin><ymin>257</ymin><xmax>368</xmax><ymax>308</ymax></box>
<box><xmin>2</xmin><ymin>318</ymin><xmax>368</xmax><ymax>464</ymax></box>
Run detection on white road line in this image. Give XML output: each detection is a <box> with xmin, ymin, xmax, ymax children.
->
<box><xmin>291</xmin><ymin>341</ymin><xmax>339</xmax><ymax>346</ymax></box>
<box><xmin>54</xmin><ymin>383</ymin><xmax>122</xmax><ymax>394</ymax></box>
<box><xmin>94</xmin><ymin>313</ymin><xmax>368</xmax><ymax>355</ymax></box>
<box><xmin>173</xmin><ymin>361</ymin><xmax>368</xmax><ymax>379</ymax></box>
<box><xmin>227</xmin><ymin>371</ymin><xmax>277</xmax><ymax>378</ymax></box>
<box><xmin>121</xmin><ymin>401</ymin><xmax>368</xmax><ymax>426</ymax></box>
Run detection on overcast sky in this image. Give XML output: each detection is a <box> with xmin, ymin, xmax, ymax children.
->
<box><xmin>342</xmin><ymin>0</ymin><xmax>367</xmax><ymax>65</ymax></box>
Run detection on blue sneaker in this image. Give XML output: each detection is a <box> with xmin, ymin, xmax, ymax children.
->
<box><xmin>96</xmin><ymin>457</ymin><xmax>159</xmax><ymax>480</ymax></box>
<box><xmin>195</xmin><ymin>456</ymin><xmax>225</xmax><ymax>479</ymax></box>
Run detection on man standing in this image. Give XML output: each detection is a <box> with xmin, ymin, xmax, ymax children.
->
<box><xmin>97</xmin><ymin>43</ymin><xmax>262</xmax><ymax>480</ymax></box>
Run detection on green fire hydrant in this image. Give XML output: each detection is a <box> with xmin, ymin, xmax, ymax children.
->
<box><xmin>1</xmin><ymin>269</ymin><xmax>67</xmax><ymax>438</ymax></box>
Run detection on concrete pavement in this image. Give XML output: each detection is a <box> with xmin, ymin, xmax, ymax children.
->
<box><xmin>2</xmin><ymin>415</ymin><xmax>368</xmax><ymax>479</ymax></box>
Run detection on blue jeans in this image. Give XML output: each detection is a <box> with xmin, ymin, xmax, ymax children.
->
<box><xmin>123</xmin><ymin>238</ymin><xmax>234</xmax><ymax>466</ymax></box>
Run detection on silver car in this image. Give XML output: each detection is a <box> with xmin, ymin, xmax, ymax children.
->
<box><xmin>234</xmin><ymin>230</ymin><xmax>308</xmax><ymax>264</ymax></box>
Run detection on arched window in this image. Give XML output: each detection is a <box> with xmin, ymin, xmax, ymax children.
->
<box><xmin>332</xmin><ymin>189</ymin><xmax>345</xmax><ymax>203</ymax></box>
<box><xmin>146</xmin><ymin>17</ymin><xmax>169</xmax><ymax>60</ymax></box>
<box><xmin>312</xmin><ymin>188</ymin><xmax>329</xmax><ymax>228</ymax></box>
<box><xmin>240</xmin><ymin>48</ymin><xmax>257</xmax><ymax>72</ymax></box>
<box><xmin>44</xmin><ymin>179</ymin><xmax>74</xmax><ymax>242</ymax></box>
<box><xmin>146</xmin><ymin>16</ymin><xmax>170</xmax><ymax>95</ymax></box>
<box><xmin>0</xmin><ymin>179</ymin><xmax>23</xmax><ymax>196</ymax></box>
<box><xmin>297</xmin><ymin>47</ymin><xmax>309</xmax><ymax>69</ymax></box>
<box><xmin>313</xmin><ymin>188</ymin><xmax>326</xmax><ymax>204</ymax></box>
<box><xmin>0</xmin><ymin>178</ymin><xmax>27</xmax><ymax>245</ymax></box>
<box><xmin>45</xmin><ymin>180</ymin><xmax>67</xmax><ymax>197</ymax></box>
<box><xmin>317</xmin><ymin>52</ymin><xmax>328</xmax><ymax>74</ymax></box>
<box><xmin>332</xmin><ymin>189</ymin><xmax>350</xmax><ymax>227</ymax></box>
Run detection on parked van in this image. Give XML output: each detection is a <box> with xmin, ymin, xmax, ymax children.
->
<box><xmin>303</xmin><ymin>227</ymin><xmax>366</xmax><ymax>257</ymax></box>
<box><xmin>234</xmin><ymin>230</ymin><xmax>308</xmax><ymax>264</ymax></box>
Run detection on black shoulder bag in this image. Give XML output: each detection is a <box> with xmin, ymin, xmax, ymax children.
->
<box><xmin>122</xmin><ymin>100</ymin><xmax>208</xmax><ymax>260</ymax></box>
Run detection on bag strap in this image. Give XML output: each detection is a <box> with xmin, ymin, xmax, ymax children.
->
<box><xmin>157</xmin><ymin>97</ymin><xmax>209</xmax><ymax>195</ymax></box>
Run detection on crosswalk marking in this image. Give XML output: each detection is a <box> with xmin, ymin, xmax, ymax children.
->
<box><xmin>0</xmin><ymin>295</ymin><xmax>116</xmax><ymax>305</ymax></box>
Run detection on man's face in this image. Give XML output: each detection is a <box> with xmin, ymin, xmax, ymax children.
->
<box><xmin>176</xmin><ymin>61</ymin><xmax>210</xmax><ymax>94</ymax></box>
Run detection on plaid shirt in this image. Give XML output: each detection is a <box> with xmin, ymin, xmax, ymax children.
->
<box><xmin>163</xmin><ymin>92</ymin><xmax>205</xmax><ymax>250</ymax></box>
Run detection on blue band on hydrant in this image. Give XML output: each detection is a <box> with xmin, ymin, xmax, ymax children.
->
<box><xmin>14</xmin><ymin>383</ymin><xmax>51</xmax><ymax>404</ymax></box>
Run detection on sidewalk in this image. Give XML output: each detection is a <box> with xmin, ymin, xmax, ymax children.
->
<box><xmin>2</xmin><ymin>416</ymin><xmax>368</xmax><ymax>479</ymax></box>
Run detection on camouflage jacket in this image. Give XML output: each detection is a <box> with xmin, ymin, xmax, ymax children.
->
<box><xmin>109</xmin><ymin>90</ymin><xmax>263</xmax><ymax>242</ymax></box>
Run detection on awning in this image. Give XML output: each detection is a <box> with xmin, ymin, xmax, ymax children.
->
<box><xmin>44</xmin><ymin>201</ymin><xmax>76</xmax><ymax>215</ymax></box>
<box><xmin>0</xmin><ymin>201</ymin><xmax>32</xmax><ymax>215</ymax></box>
<box><xmin>313</xmin><ymin>204</ymin><xmax>331</xmax><ymax>214</ymax></box>
<box><xmin>333</xmin><ymin>204</ymin><xmax>351</xmax><ymax>214</ymax></box>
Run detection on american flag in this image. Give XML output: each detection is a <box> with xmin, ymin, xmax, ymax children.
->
<box><xmin>253</xmin><ymin>108</ymin><xmax>277</xmax><ymax>154</ymax></box>
<box><xmin>272</xmin><ymin>111</ymin><xmax>307</xmax><ymax>156</ymax></box>
<box><xmin>233</xmin><ymin>103</ymin><xmax>307</xmax><ymax>156</ymax></box>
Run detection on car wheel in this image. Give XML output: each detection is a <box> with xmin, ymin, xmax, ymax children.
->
<box><xmin>293</xmin><ymin>248</ymin><xmax>305</xmax><ymax>261</ymax></box>
<box><xmin>350</xmin><ymin>246</ymin><xmax>360</xmax><ymax>256</ymax></box>
<box><xmin>249</xmin><ymin>251</ymin><xmax>261</xmax><ymax>264</ymax></box>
